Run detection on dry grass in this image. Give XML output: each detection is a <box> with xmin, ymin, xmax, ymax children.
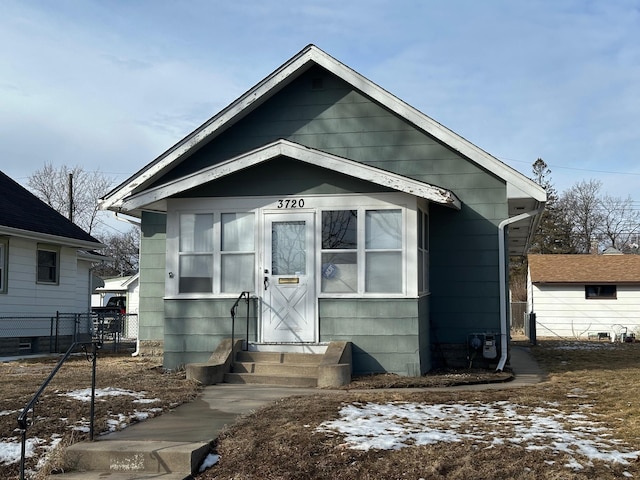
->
<box><xmin>198</xmin><ymin>339</ymin><xmax>640</xmax><ymax>480</ymax></box>
<box><xmin>0</xmin><ymin>349</ymin><xmax>201</xmax><ymax>480</ymax></box>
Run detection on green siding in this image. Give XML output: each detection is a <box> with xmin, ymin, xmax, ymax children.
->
<box><xmin>163</xmin><ymin>298</ymin><xmax>258</xmax><ymax>369</ymax></box>
<box><xmin>138</xmin><ymin>64</ymin><xmax>510</xmax><ymax>370</ymax></box>
<box><xmin>319</xmin><ymin>298</ymin><xmax>428</xmax><ymax>376</ymax></box>
<box><xmin>139</xmin><ymin>212</ymin><xmax>167</xmax><ymax>342</ymax></box>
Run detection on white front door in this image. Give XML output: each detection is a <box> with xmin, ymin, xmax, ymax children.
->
<box><xmin>262</xmin><ymin>212</ymin><xmax>316</xmax><ymax>343</ymax></box>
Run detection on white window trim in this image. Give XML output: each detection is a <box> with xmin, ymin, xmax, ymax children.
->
<box><xmin>0</xmin><ymin>237</ymin><xmax>7</xmax><ymax>294</ymax></box>
<box><xmin>166</xmin><ymin>193</ymin><xmax>418</xmax><ymax>299</ymax></box>
<box><xmin>36</xmin><ymin>244</ymin><xmax>60</xmax><ymax>285</ymax></box>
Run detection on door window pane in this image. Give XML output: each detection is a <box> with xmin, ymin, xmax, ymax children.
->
<box><xmin>322</xmin><ymin>210</ymin><xmax>357</xmax><ymax>249</ymax></box>
<box><xmin>222</xmin><ymin>254</ymin><xmax>255</xmax><ymax>292</ymax></box>
<box><xmin>366</xmin><ymin>210</ymin><xmax>401</xmax><ymax>249</ymax></box>
<box><xmin>179</xmin><ymin>255</ymin><xmax>213</xmax><ymax>293</ymax></box>
<box><xmin>365</xmin><ymin>252</ymin><xmax>402</xmax><ymax>293</ymax></box>
<box><xmin>272</xmin><ymin>221</ymin><xmax>306</xmax><ymax>275</ymax></box>
<box><xmin>321</xmin><ymin>252</ymin><xmax>357</xmax><ymax>293</ymax></box>
<box><xmin>222</xmin><ymin>213</ymin><xmax>254</xmax><ymax>251</ymax></box>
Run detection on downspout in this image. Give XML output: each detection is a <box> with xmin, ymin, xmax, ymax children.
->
<box><xmin>496</xmin><ymin>207</ymin><xmax>544</xmax><ymax>371</ymax></box>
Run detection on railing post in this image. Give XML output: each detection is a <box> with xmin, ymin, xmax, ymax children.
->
<box><xmin>245</xmin><ymin>292</ymin><xmax>250</xmax><ymax>351</ymax></box>
<box><xmin>90</xmin><ymin>342</ymin><xmax>97</xmax><ymax>440</ymax></box>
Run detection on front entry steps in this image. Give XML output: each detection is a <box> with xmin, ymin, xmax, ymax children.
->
<box><xmin>225</xmin><ymin>350</ymin><xmax>323</xmax><ymax>387</ymax></box>
<box><xmin>186</xmin><ymin>340</ymin><xmax>352</xmax><ymax>388</ymax></box>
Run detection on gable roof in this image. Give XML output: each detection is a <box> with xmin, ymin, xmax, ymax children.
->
<box><xmin>121</xmin><ymin>139</ymin><xmax>462</xmax><ymax>213</ymax></box>
<box><xmin>101</xmin><ymin>44</ymin><xmax>545</xmax><ymax>213</ymax></box>
<box><xmin>528</xmin><ymin>254</ymin><xmax>640</xmax><ymax>284</ymax></box>
<box><xmin>0</xmin><ymin>170</ymin><xmax>103</xmax><ymax>249</ymax></box>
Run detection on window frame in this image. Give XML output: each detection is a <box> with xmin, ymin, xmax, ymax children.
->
<box><xmin>36</xmin><ymin>244</ymin><xmax>60</xmax><ymax>285</ymax></box>
<box><xmin>585</xmin><ymin>284</ymin><xmax>617</xmax><ymax>300</ymax></box>
<box><xmin>0</xmin><ymin>237</ymin><xmax>7</xmax><ymax>294</ymax></box>
<box><xmin>417</xmin><ymin>207</ymin><xmax>429</xmax><ymax>295</ymax></box>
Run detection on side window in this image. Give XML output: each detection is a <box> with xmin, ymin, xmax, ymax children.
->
<box><xmin>418</xmin><ymin>210</ymin><xmax>429</xmax><ymax>294</ymax></box>
<box><xmin>178</xmin><ymin>213</ymin><xmax>214</xmax><ymax>293</ymax></box>
<box><xmin>37</xmin><ymin>245</ymin><xmax>59</xmax><ymax>284</ymax></box>
<box><xmin>321</xmin><ymin>210</ymin><xmax>357</xmax><ymax>293</ymax></box>
<box><xmin>585</xmin><ymin>285</ymin><xmax>617</xmax><ymax>299</ymax></box>
<box><xmin>0</xmin><ymin>238</ymin><xmax>7</xmax><ymax>293</ymax></box>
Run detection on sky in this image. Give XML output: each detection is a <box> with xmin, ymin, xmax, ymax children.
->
<box><xmin>2</xmin><ymin>0</ymin><xmax>640</xmax><ymax>229</ymax></box>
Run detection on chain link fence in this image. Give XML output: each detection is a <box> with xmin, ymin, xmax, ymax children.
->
<box><xmin>0</xmin><ymin>312</ymin><xmax>139</xmax><ymax>356</ymax></box>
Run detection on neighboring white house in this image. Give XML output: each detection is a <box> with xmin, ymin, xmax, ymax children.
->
<box><xmin>0</xmin><ymin>170</ymin><xmax>105</xmax><ymax>354</ymax></box>
<box><xmin>527</xmin><ymin>253</ymin><xmax>640</xmax><ymax>340</ymax></box>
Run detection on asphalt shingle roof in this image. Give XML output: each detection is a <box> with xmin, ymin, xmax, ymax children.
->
<box><xmin>0</xmin><ymin>170</ymin><xmax>101</xmax><ymax>245</ymax></box>
<box><xmin>528</xmin><ymin>254</ymin><xmax>640</xmax><ymax>284</ymax></box>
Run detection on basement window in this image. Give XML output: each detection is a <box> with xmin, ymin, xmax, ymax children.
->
<box><xmin>585</xmin><ymin>285</ymin><xmax>617</xmax><ymax>299</ymax></box>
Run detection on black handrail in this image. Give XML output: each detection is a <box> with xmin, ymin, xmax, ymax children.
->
<box><xmin>17</xmin><ymin>341</ymin><xmax>100</xmax><ymax>480</ymax></box>
<box><xmin>230</xmin><ymin>291</ymin><xmax>251</xmax><ymax>352</ymax></box>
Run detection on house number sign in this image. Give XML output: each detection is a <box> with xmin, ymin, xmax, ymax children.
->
<box><xmin>276</xmin><ymin>199</ymin><xmax>305</xmax><ymax>208</ymax></box>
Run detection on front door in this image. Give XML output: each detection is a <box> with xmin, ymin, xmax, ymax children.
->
<box><xmin>262</xmin><ymin>212</ymin><xmax>316</xmax><ymax>342</ymax></box>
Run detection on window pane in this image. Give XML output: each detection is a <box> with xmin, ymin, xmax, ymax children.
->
<box><xmin>321</xmin><ymin>252</ymin><xmax>357</xmax><ymax>293</ymax></box>
<box><xmin>585</xmin><ymin>285</ymin><xmax>617</xmax><ymax>299</ymax></box>
<box><xmin>180</xmin><ymin>214</ymin><xmax>213</xmax><ymax>252</ymax></box>
<box><xmin>222</xmin><ymin>213</ymin><xmax>254</xmax><ymax>252</ymax></box>
<box><xmin>272</xmin><ymin>221</ymin><xmax>306</xmax><ymax>275</ymax></box>
<box><xmin>0</xmin><ymin>243</ymin><xmax>4</xmax><ymax>291</ymax></box>
<box><xmin>221</xmin><ymin>253</ymin><xmax>255</xmax><ymax>292</ymax></box>
<box><xmin>179</xmin><ymin>255</ymin><xmax>213</xmax><ymax>293</ymax></box>
<box><xmin>37</xmin><ymin>250</ymin><xmax>57</xmax><ymax>283</ymax></box>
<box><xmin>322</xmin><ymin>210</ymin><xmax>357</xmax><ymax>249</ymax></box>
<box><xmin>366</xmin><ymin>210</ymin><xmax>401</xmax><ymax>249</ymax></box>
<box><xmin>365</xmin><ymin>252</ymin><xmax>402</xmax><ymax>293</ymax></box>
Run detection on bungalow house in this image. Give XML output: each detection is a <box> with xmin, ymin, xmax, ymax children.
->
<box><xmin>527</xmin><ymin>253</ymin><xmax>640</xmax><ymax>340</ymax></box>
<box><xmin>100</xmin><ymin>45</ymin><xmax>546</xmax><ymax>376</ymax></box>
<box><xmin>0</xmin><ymin>171</ymin><xmax>104</xmax><ymax>355</ymax></box>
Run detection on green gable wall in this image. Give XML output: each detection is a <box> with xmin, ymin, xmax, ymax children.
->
<box><xmin>141</xmin><ymin>64</ymin><xmax>508</xmax><ymax>370</ymax></box>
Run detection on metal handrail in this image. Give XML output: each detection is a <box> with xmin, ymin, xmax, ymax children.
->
<box><xmin>17</xmin><ymin>341</ymin><xmax>100</xmax><ymax>480</ymax></box>
<box><xmin>230</xmin><ymin>291</ymin><xmax>251</xmax><ymax>352</ymax></box>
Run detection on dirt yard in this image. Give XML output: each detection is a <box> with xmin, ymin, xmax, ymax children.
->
<box><xmin>3</xmin><ymin>339</ymin><xmax>640</xmax><ymax>479</ymax></box>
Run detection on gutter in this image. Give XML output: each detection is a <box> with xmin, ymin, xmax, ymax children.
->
<box><xmin>496</xmin><ymin>207</ymin><xmax>545</xmax><ymax>371</ymax></box>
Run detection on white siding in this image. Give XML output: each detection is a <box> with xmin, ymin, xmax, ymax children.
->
<box><xmin>531</xmin><ymin>283</ymin><xmax>640</xmax><ymax>338</ymax></box>
<box><xmin>0</xmin><ymin>237</ymin><xmax>90</xmax><ymax>317</ymax></box>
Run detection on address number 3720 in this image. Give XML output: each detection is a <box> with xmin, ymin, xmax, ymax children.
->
<box><xmin>277</xmin><ymin>199</ymin><xmax>305</xmax><ymax>209</ymax></box>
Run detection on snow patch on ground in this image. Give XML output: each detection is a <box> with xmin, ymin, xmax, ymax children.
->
<box><xmin>316</xmin><ymin>401</ymin><xmax>640</xmax><ymax>471</ymax></box>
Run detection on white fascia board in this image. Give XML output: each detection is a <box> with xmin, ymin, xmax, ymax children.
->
<box><xmin>0</xmin><ymin>225</ymin><xmax>105</xmax><ymax>250</ymax></box>
<box><xmin>120</xmin><ymin>140</ymin><xmax>461</xmax><ymax>212</ymax></box>
<box><xmin>103</xmin><ymin>44</ymin><xmax>543</xmax><ymax>210</ymax></box>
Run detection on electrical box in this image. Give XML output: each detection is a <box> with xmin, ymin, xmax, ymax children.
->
<box><xmin>483</xmin><ymin>334</ymin><xmax>498</xmax><ymax>359</ymax></box>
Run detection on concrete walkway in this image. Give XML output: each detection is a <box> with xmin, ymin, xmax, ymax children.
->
<box><xmin>48</xmin><ymin>346</ymin><xmax>545</xmax><ymax>480</ymax></box>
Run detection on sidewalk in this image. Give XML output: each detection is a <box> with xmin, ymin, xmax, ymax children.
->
<box><xmin>50</xmin><ymin>346</ymin><xmax>544</xmax><ymax>479</ymax></box>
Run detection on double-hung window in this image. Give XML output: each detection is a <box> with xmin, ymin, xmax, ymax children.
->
<box><xmin>177</xmin><ymin>212</ymin><xmax>255</xmax><ymax>294</ymax></box>
<box><xmin>321</xmin><ymin>208</ymin><xmax>403</xmax><ymax>294</ymax></box>
<box><xmin>0</xmin><ymin>238</ymin><xmax>7</xmax><ymax>293</ymax></box>
<box><xmin>37</xmin><ymin>245</ymin><xmax>59</xmax><ymax>284</ymax></box>
<box><xmin>418</xmin><ymin>209</ymin><xmax>429</xmax><ymax>294</ymax></box>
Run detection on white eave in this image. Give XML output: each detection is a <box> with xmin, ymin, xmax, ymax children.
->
<box><xmin>119</xmin><ymin>140</ymin><xmax>461</xmax><ymax>213</ymax></box>
<box><xmin>101</xmin><ymin>44</ymin><xmax>545</xmax><ymax>212</ymax></box>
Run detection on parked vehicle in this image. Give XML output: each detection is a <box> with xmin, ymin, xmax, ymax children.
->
<box><xmin>92</xmin><ymin>296</ymin><xmax>126</xmax><ymax>315</ymax></box>
<box><xmin>92</xmin><ymin>296</ymin><xmax>126</xmax><ymax>339</ymax></box>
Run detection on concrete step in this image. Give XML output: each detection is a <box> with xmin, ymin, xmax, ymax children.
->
<box><xmin>236</xmin><ymin>350</ymin><xmax>323</xmax><ymax>364</ymax></box>
<box><xmin>56</xmin><ymin>440</ymin><xmax>209</xmax><ymax>478</ymax></box>
<box><xmin>232</xmin><ymin>361</ymin><xmax>319</xmax><ymax>376</ymax></box>
<box><xmin>46</xmin><ymin>472</ymin><xmax>189</xmax><ymax>479</ymax></box>
<box><xmin>224</xmin><ymin>371</ymin><xmax>318</xmax><ymax>387</ymax></box>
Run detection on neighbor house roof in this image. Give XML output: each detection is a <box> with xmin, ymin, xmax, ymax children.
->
<box><xmin>0</xmin><ymin>170</ymin><xmax>103</xmax><ymax>249</ymax></box>
<box><xmin>528</xmin><ymin>254</ymin><xmax>640</xmax><ymax>284</ymax></box>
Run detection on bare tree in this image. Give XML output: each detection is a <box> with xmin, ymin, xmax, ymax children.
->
<box><xmin>597</xmin><ymin>194</ymin><xmax>640</xmax><ymax>252</ymax></box>
<box><xmin>559</xmin><ymin>179</ymin><xmax>605</xmax><ymax>253</ymax></box>
<box><xmin>94</xmin><ymin>228</ymin><xmax>140</xmax><ymax>277</ymax></box>
<box><xmin>28</xmin><ymin>163</ymin><xmax>113</xmax><ymax>234</ymax></box>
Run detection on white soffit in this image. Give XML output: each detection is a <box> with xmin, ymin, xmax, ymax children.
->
<box><xmin>120</xmin><ymin>140</ymin><xmax>461</xmax><ymax>212</ymax></box>
<box><xmin>102</xmin><ymin>44</ymin><xmax>545</xmax><ymax>210</ymax></box>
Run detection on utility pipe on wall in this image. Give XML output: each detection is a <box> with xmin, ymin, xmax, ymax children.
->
<box><xmin>496</xmin><ymin>207</ymin><xmax>544</xmax><ymax>372</ymax></box>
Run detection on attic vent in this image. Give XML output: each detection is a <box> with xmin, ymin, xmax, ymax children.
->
<box><xmin>311</xmin><ymin>78</ymin><xmax>324</xmax><ymax>90</ymax></box>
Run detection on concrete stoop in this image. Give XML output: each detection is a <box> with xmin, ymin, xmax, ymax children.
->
<box><xmin>47</xmin><ymin>440</ymin><xmax>210</xmax><ymax>480</ymax></box>
<box><xmin>225</xmin><ymin>351</ymin><xmax>323</xmax><ymax>387</ymax></box>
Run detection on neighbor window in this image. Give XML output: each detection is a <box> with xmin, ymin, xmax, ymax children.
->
<box><xmin>585</xmin><ymin>285</ymin><xmax>617</xmax><ymax>299</ymax></box>
<box><xmin>321</xmin><ymin>208</ymin><xmax>403</xmax><ymax>294</ymax></box>
<box><xmin>37</xmin><ymin>245</ymin><xmax>59</xmax><ymax>284</ymax></box>
<box><xmin>177</xmin><ymin>212</ymin><xmax>255</xmax><ymax>294</ymax></box>
<box><xmin>0</xmin><ymin>238</ymin><xmax>7</xmax><ymax>293</ymax></box>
